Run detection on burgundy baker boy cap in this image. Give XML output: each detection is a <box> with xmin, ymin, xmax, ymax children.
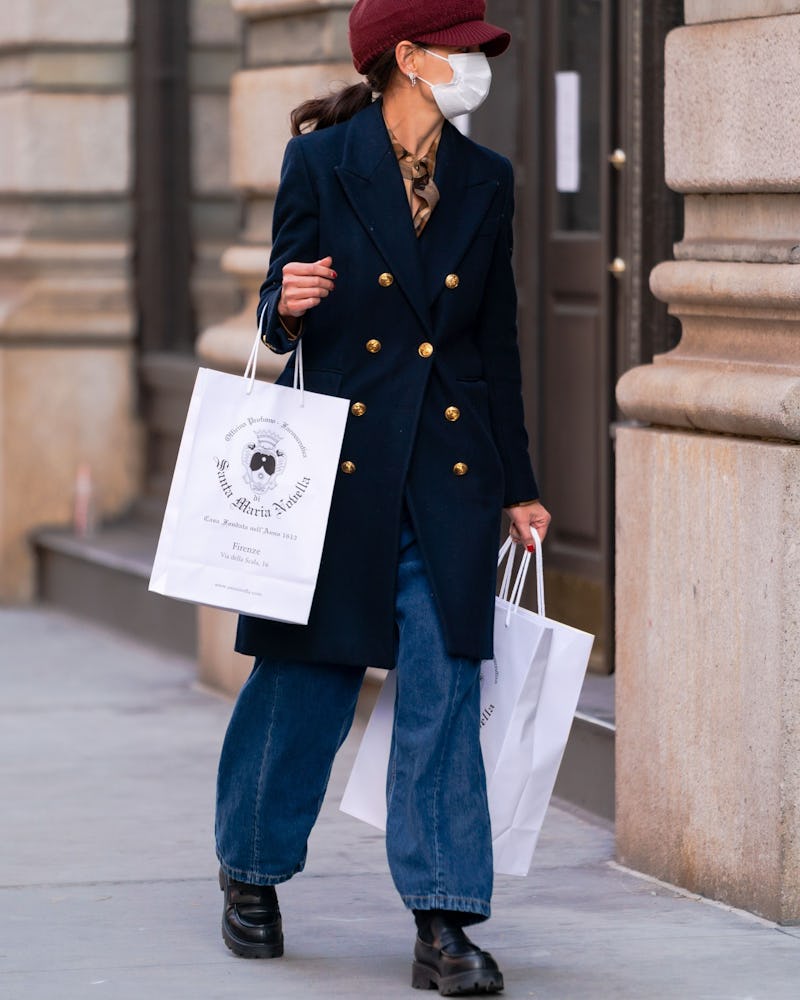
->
<box><xmin>349</xmin><ymin>0</ymin><xmax>511</xmax><ymax>75</ymax></box>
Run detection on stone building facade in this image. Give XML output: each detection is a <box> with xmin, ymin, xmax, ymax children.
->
<box><xmin>0</xmin><ymin>1</ymin><xmax>139</xmax><ymax>600</ymax></box>
<box><xmin>0</xmin><ymin>0</ymin><xmax>240</xmax><ymax>600</ymax></box>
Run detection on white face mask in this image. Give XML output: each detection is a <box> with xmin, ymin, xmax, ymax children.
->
<box><xmin>414</xmin><ymin>49</ymin><xmax>492</xmax><ymax>120</ymax></box>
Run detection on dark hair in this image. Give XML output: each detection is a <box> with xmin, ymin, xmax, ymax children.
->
<box><xmin>290</xmin><ymin>49</ymin><xmax>401</xmax><ymax>135</ymax></box>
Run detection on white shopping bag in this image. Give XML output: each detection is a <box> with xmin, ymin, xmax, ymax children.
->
<box><xmin>487</xmin><ymin>538</ymin><xmax>594</xmax><ymax>874</ymax></box>
<box><xmin>340</xmin><ymin>534</ymin><xmax>594</xmax><ymax>876</ymax></box>
<box><xmin>149</xmin><ymin>321</ymin><xmax>349</xmax><ymax>625</ymax></box>
<box><xmin>340</xmin><ymin>671</ymin><xmax>397</xmax><ymax>830</ymax></box>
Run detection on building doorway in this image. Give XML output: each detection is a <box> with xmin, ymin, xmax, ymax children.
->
<box><xmin>474</xmin><ymin>0</ymin><xmax>682</xmax><ymax>674</ymax></box>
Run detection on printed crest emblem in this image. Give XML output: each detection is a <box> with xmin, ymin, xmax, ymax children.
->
<box><xmin>242</xmin><ymin>430</ymin><xmax>286</xmax><ymax>495</ymax></box>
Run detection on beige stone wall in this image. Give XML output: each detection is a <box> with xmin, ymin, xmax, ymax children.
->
<box><xmin>0</xmin><ymin>0</ymin><xmax>139</xmax><ymax>600</ymax></box>
<box><xmin>665</xmin><ymin>15</ymin><xmax>800</xmax><ymax>193</ymax></box>
<box><xmin>686</xmin><ymin>0</ymin><xmax>800</xmax><ymax>23</ymax></box>
<box><xmin>230</xmin><ymin>61</ymin><xmax>356</xmax><ymax>191</ymax></box>
<box><xmin>197</xmin><ymin>1</ymin><xmax>357</xmax><ymax>374</ymax></box>
<box><xmin>0</xmin><ymin>93</ymin><xmax>130</xmax><ymax>192</ymax></box>
<box><xmin>0</xmin><ymin>1</ymin><xmax>130</xmax><ymax>44</ymax></box>
<box><xmin>616</xmin><ymin>6</ymin><xmax>800</xmax><ymax>922</ymax></box>
<box><xmin>616</xmin><ymin>428</ymin><xmax>800</xmax><ymax>923</ymax></box>
<box><xmin>0</xmin><ymin>0</ymin><xmax>245</xmax><ymax>600</ymax></box>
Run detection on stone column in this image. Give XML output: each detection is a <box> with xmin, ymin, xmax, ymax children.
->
<box><xmin>195</xmin><ymin>0</ymin><xmax>358</xmax><ymax>695</ymax></box>
<box><xmin>0</xmin><ymin>0</ymin><xmax>139</xmax><ymax>600</ymax></box>
<box><xmin>615</xmin><ymin>3</ymin><xmax>800</xmax><ymax>923</ymax></box>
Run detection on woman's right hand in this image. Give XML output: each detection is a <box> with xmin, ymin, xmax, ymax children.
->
<box><xmin>278</xmin><ymin>255</ymin><xmax>337</xmax><ymax>319</ymax></box>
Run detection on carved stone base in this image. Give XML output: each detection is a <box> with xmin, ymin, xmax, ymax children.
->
<box><xmin>618</xmin><ymin>260</ymin><xmax>800</xmax><ymax>441</ymax></box>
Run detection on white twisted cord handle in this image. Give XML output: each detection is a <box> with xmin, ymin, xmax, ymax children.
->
<box><xmin>245</xmin><ymin>299</ymin><xmax>304</xmax><ymax>405</ymax></box>
<box><xmin>496</xmin><ymin>532</ymin><xmax>546</xmax><ymax>626</ymax></box>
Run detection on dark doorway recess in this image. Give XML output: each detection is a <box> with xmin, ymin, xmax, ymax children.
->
<box><xmin>133</xmin><ymin>0</ymin><xmax>199</xmax><ymax>517</ymax></box>
<box><xmin>133</xmin><ymin>0</ymin><xmax>193</xmax><ymax>355</ymax></box>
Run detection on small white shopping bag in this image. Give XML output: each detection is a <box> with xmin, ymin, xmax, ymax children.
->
<box><xmin>340</xmin><ymin>534</ymin><xmax>594</xmax><ymax>876</ymax></box>
<box><xmin>149</xmin><ymin>327</ymin><xmax>349</xmax><ymax>625</ymax></box>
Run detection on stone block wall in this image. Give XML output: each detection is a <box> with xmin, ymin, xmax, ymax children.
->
<box><xmin>198</xmin><ymin>0</ymin><xmax>356</xmax><ymax>372</ymax></box>
<box><xmin>0</xmin><ymin>0</ymin><xmax>243</xmax><ymax>600</ymax></box>
<box><xmin>0</xmin><ymin>0</ymin><xmax>139</xmax><ymax>600</ymax></box>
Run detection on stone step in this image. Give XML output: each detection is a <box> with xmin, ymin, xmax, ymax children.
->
<box><xmin>554</xmin><ymin>677</ymin><xmax>615</xmax><ymax>823</ymax></box>
<box><xmin>34</xmin><ymin>521</ymin><xmax>197</xmax><ymax>659</ymax></box>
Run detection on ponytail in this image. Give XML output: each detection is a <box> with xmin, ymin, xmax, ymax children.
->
<box><xmin>290</xmin><ymin>82</ymin><xmax>373</xmax><ymax>136</ymax></box>
<box><xmin>290</xmin><ymin>49</ymin><xmax>400</xmax><ymax>135</ymax></box>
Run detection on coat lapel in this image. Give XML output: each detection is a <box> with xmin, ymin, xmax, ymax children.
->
<box><xmin>334</xmin><ymin>101</ymin><xmax>432</xmax><ymax>336</ymax></box>
<box><xmin>419</xmin><ymin>123</ymin><xmax>502</xmax><ymax>306</ymax></box>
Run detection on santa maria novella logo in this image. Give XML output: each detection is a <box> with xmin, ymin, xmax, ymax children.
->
<box><xmin>214</xmin><ymin>414</ymin><xmax>311</xmax><ymax>519</ymax></box>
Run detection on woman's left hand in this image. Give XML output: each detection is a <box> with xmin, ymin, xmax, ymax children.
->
<box><xmin>504</xmin><ymin>500</ymin><xmax>552</xmax><ymax>549</ymax></box>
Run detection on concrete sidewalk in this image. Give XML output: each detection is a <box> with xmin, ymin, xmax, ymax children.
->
<box><xmin>1</xmin><ymin>607</ymin><xmax>798</xmax><ymax>1000</ymax></box>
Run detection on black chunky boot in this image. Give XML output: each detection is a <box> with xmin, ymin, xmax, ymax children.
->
<box><xmin>412</xmin><ymin>912</ymin><xmax>503</xmax><ymax>995</ymax></box>
<box><xmin>219</xmin><ymin>868</ymin><xmax>284</xmax><ymax>959</ymax></box>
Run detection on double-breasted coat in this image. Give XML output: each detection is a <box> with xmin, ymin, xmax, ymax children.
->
<box><xmin>235</xmin><ymin>98</ymin><xmax>539</xmax><ymax>670</ymax></box>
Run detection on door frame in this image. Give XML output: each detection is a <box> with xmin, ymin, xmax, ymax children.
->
<box><xmin>512</xmin><ymin>0</ymin><xmax>682</xmax><ymax>670</ymax></box>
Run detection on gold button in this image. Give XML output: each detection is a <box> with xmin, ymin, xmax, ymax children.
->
<box><xmin>341</xmin><ymin>461</ymin><xmax>356</xmax><ymax>475</ymax></box>
<box><xmin>378</xmin><ymin>272</ymin><xmax>394</xmax><ymax>287</ymax></box>
<box><xmin>418</xmin><ymin>342</ymin><xmax>434</xmax><ymax>358</ymax></box>
<box><xmin>444</xmin><ymin>406</ymin><xmax>461</xmax><ymax>422</ymax></box>
<box><xmin>366</xmin><ymin>339</ymin><xmax>382</xmax><ymax>354</ymax></box>
<box><xmin>453</xmin><ymin>462</ymin><xmax>469</xmax><ymax>476</ymax></box>
<box><xmin>351</xmin><ymin>402</ymin><xmax>367</xmax><ymax>417</ymax></box>
<box><xmin>445</xmin><ymin>273</ymin><xmax>460</xmax><ymax>290</ymax></box>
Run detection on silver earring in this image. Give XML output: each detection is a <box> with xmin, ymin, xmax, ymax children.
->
<box><xmin>409</xmin><ymin>73</ymin><xmax>417</xmax><ymax>87</ymax></box>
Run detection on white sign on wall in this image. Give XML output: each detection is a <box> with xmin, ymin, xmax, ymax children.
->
<box><xmin>555</xmin><ymin>71</ymin><xmax>581</xmax><ymax>194</ymax></box>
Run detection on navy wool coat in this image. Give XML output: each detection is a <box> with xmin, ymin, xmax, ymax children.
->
<box><xmin>236</xmin><ymin>99</ymin><xmax>539</xmax><ymax>670</ymax></box>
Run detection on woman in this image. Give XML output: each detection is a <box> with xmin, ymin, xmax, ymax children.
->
<box><xmin>215</xmin><ymin>0</ymin><xmax>551</xmax><ymax>994</ymax></box>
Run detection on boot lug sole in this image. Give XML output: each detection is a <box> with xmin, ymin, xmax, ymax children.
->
<box><xmin>219</xmin><ymin>870</ymin><xmax>283</xmax><ymax>959</ymax></box>
<box><xmin>221</xmin><ymin>918</ymin><xmax>284</xmax><ymax>959</ymax></box>
<box><xmin>412</xmin><ymin>961</ymin><xmax>504</xmax><ymax>995</ymax></box>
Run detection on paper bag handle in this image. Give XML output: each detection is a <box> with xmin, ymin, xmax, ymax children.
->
<box><xmin>496</xmin><ymin>532</ymin><xmax>545</xmax><ymax>620</ymax></box>
<box><xmin>244</xmin><ymin>299</ymin><xmax>305</xmax><ymax>403</ymax></box>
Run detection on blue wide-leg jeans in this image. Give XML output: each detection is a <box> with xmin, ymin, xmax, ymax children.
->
<box><xmin>215</xmin><ymin>514</ymin><xmax>493</xmax><ymax>923</ymax></box>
